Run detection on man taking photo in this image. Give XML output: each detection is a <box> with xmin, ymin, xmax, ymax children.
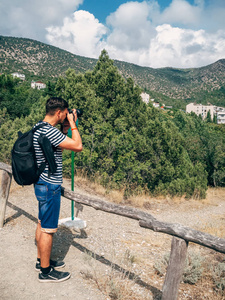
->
<box><xmin>33</xmin><ymin>97</ymin><xmax>82</xmax><ymax>282</ymax></box>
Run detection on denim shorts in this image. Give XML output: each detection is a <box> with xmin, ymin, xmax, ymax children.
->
<box><xmin>34</xmin><ymin>178</ymin><xmax>61</xmax><ymax>233</ymax></box>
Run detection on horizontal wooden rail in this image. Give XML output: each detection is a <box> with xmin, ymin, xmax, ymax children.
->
<box><xmin>61</xmin><ymin>187</ymin><xmax>225</xmax><ymax>254</ymax></box>
<box><xmin>61</xmin><ymin>187</ymin><xmax>157</xmax><ymax>221</ymax></box>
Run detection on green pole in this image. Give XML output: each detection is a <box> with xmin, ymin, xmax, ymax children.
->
<box><xmin>67</xmin><ymin>119</ymin><xmax>78</xmax><ymax>221</ymax></box>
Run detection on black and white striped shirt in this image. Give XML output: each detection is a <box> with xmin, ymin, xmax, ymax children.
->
<box><xmin>33</xmin><ymin>121</ymin><xmax>66</xmax><ymax>184</ymax></box>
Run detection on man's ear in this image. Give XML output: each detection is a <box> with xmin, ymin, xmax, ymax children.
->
<box><xmin>56</xmin><ymin>109</ymin><xmax>61</xmax><ymax>119</ymax></box>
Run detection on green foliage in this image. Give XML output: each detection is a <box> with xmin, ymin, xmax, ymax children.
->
<box><xmin>54</xmin><ymin>50</ymin><xmax>208</xmax><ymax>198</ymax></box>
<box><xmin>0</xmin><ymin>95</ymin><xmax>46</xmax><ymax>163</ymax></box>
<box><xmin>206</xmin><ymin>110</ymin><xmax>212</xmax><ymax>123</ymax></box>
<box><xmin>173</xmin><ymin>111</ymin><xmax>225</xmax><ymax>187</ymax></box>
<box><xmin>0</xmin><ymin>74</ymin><xmax>42</xmax><ymax>118</ymax></box>
<box><xmin>182</xmin><ymin>251</ymin><xmax>204</xmax><ymax>284</ymax></box>
<box><xmin>154</xmin><ymin>250</ymin><xmax>204</xmax><ymax>285</ymax></box>
<box><xmin>1</xmin><ymin>50</ymin><xmax>225</xmax><ymax>198</ymax></box>
<box><xmin>211</xmin><ymin>262</ymin><xmax>225</xmax><ymax>295</ymax></box>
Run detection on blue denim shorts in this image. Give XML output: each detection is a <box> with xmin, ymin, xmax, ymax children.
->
<box><xmin>34</xmin><ymin>178</ymin><xmax>61</xmax><ymax>233</ymax></box>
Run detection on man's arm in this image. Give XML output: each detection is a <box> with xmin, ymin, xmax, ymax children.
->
<box><xmin>58</xmin><ymin>110</ymin><xmax>83</xmax><ymax>152</ymax></box>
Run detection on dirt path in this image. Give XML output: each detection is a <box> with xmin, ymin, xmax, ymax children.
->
<box><xmin>0</xmin><ymin>177</ymin><xmax>225</xmax><ymax>300</ymax></box>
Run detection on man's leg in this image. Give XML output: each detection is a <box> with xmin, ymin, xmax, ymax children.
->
<box><xmin>37</xmin><ymin>229</ymin><xmax>70</xmax><ymax>282</ymax></box>
<box><xmin>36</xmin><ymin>222</ymin><xmax>53</xmax><ymax>267</ymax></box>
<box><xmin>38</xmin><ymin>231</ymin><xmax>53</xmax><ymax>268</ymax></box>
<box><xmin>35</xmin><ymin>222</ymin><xmax>41</xmax><ymax>260</ymax></box>
<box><xmin>36</xmin><ymin>223</ymin><xmax>66</xmax><ymax>271</ymax></box>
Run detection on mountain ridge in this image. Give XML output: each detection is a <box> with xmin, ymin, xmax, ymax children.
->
<box><xmin>0</xmin><ymin>35</ymin><xmax>225</xmax><ymax>105</ymax></box>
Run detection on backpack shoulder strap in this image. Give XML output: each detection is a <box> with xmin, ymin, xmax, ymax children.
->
<box><xmin>32</xmin><ymin>122</ymin><xmax>49</xmax><ymax>133</ymax></box>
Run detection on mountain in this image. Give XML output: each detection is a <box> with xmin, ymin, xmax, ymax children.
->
<box><xmin>1</xmin><ymin>35</ymin><xmax>225</xmax><ymax>107</ymax></box>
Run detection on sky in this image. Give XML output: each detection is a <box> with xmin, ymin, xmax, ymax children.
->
<box><xmin>1</xmin><ymin>0</ymin><xmax>225</xmax><ymax>68</ymax></box>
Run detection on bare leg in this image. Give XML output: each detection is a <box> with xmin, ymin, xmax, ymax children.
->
<box><xmin>39</xmin><ymin>231</ymin><xmax>53</xmax><ymax>268</ymax></box>
<box><xmin>36</xmin><ymin>223</ymin><xmax>53</xmax><ymax>268</ymax></box>
<box><xmin>35</xmin><ymin>223</ymin><xmax>42</xmax><ymax>259</ymax></box>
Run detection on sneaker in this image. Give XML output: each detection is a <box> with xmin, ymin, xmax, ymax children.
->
<box><xmin>39</xmin><ymin>267</ymin><xmax>71</xmax><ymax>283</ymax></box>
<box><xmin>35</xmin><ymin>259</ymin><xmax>66</xmax><ymax>272</ymax></box>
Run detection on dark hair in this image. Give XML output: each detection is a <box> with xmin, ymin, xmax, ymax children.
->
<box><xmin>46</xmin><ymin>97</ymin><xmax>68</xmax><ymax>115</ymax></box>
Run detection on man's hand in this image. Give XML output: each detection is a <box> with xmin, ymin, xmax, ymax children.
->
<box><xmin>66</xmin><ymin>109</ymin><xmax>77</xmax><ymax>128</ymax></box>
<box><xmin>59</xmin><ymin>108</ymin><xmax>82</xmax><ymax>152</ymax></box>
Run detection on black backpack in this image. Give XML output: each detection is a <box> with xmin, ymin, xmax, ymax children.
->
<box><xmin>11</xmin><ymin>123</ymin><xmax>57</xmax><ymax>186</ymax></box>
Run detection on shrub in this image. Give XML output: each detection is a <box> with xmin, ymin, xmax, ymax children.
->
<box><xmin>154</xmin><ymin>250</ymin><xmax>203</xmax><ymax>284</ymax></box>
<box><xmin>211</xmin><ymin>262</ymin><xmax>225</xmax><ymax>295</ymax></box>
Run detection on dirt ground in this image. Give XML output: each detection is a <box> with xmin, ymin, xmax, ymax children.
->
<box><xmin>0</xmin><ymin>174</ymin><xmax>225</xmax><ymax>300</ymax></box>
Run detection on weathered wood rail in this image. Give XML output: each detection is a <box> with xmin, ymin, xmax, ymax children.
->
<box><xmin>62</xmin><ymin>188</ymin><xmax>225</xmax><ymax>254</ymax></box>
<box><xmin>1</xmin><ymin>162</ymin><xmax>225</xmax><ymax>300</ymax></box>
<box><xmin>0</xmin><ymin>162</ymin><xmax>12</xmax><ymax>228</ymax></box>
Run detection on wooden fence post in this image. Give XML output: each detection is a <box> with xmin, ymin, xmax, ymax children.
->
<box><xmin>162</xmin><ymin>237</ymin><xmax>189</xmax><ymax>300</ymax></box>
<box><xmin>0</xmin><ymin>170</ymin><xmax>12</xmax><ymax>228</ymax></box>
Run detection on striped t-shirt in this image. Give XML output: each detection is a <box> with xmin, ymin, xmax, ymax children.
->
<box><xmin>33</xmin><ymin>121</ymin><xmax>66</xmax><ymax>184</ymax></box>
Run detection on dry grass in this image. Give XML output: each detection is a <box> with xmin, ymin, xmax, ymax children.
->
<box><xmin>80</xmin><ymin>248</ymin><xmax>153</xmax><ymax>300</ymax></box>
<box><xmin>73</xmin><ymin>173</ymin><xmax>125</xmax><ymax>203</ymax></box>
<box><xmin>199</xmin><ymin>216</ymin><xmax>225</xmax><ymax>238</ymax></box>
<box><xmin>73</xmin><ymin>173</ymin><xmax>225</xmax><ymax>210</ymax></box>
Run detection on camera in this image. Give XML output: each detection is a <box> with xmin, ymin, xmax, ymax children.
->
<box><xmin>68</xmin><ymin>108</ymin><xmax>83</xmax><ymax>117</ymax></box>
<box><xmin>61</xmin><ymin>108</ymin><xmax>83</xmax><ymax>133</ymax></box>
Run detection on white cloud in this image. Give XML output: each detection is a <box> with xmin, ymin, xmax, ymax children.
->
<box><xmin>1</xmin><ymin>0</ymin><xmax>225</xmax><ymax>68</ymax></box>
<box><xmin>0</xmin><ymin>0</ymin><xmax>83</xmax><ymax>40</ymax></box>
<box><xmin>148</xmin><ymin>25</ymin><xmax>225</xmax><ymax>68</ymax></box>
<box><xmin>159</xmin><ymin>0</ymin><xmax>202</xmax><ymax>27</ymax></box>
<box><xmin>46</xmin><ymin>11</ymin><xmax>107</xmax><ymax>58</ymax></box>
<box><xmin>106</xmin><ymin>2</ymin><xmax>156</xmax><ymax>51</ymax></box>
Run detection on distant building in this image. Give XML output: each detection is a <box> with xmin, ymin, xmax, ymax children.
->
<box><xmin>140</xmin><ymin>92</ymin><xmax>150</xmax><ymax>104</ymax></box>
<box><xmin>31</xmin><ymin>80</ymin><xmax>46</xmax><ymax>90</ymax></box>
<box><xmin>186</xmin><ymin>103</ymin><xmax>214</xmax><ymax>120</ymax></box>
<box><xmin>217</xmin><ymin>109</ymin><xmax>225</xmax><ymax>124</ymax></box>
<box><xmin>153</xmin><ymin>102</ymin><xmax>160</xmax><ymax>108</ymax></box>
<box><xmin>186</xmin><ymin>102</ymin><xmax>225</xmax><ymax>124</ymax></box>
<box><xmin>140</xmin><ymin>93</ymin><xmax>163</xmax><ymax>108</ymax></box>
<box><xmin>12</xmin><ymin>72</ymin><xmax>25</xmax><ymax>81</ymax></box>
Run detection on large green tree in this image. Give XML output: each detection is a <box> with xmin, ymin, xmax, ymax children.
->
<box><xmin>55</xmin><ymin>50</ymin><xmax>208</xmax><ymax>198</ymax></box>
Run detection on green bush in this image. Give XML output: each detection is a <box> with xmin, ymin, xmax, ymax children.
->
<box><xmin>154</xmin><ymin>250</ymin><xmax>203</xmax><ymax>284</ymax></box>
<box><xmin>211</xmin><ymin>262</ymin><xmax>225</xmax><ymax>295</ymax></box>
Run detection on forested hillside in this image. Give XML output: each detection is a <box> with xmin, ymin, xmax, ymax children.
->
<box><xmin>1</xmin><ymin>35</ymin><xmax>225</xmax><ymax>108</ymax></box>
<box><xmin>1</xmin><ymin>50</ymin><xmax>225</xmax><ymax>199</ymax></box>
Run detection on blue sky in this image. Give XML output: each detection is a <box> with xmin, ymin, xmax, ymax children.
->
<box><xmin>79</xmin><ymin>0</ymin><xmax>177</xmax><ymax>23</ymax></box>
<box><xmin>80</xmin><ymin>0</ymin><xmax>128</xmax><ymax>23</ymax></box>
<box><xmin>0</xmin><ymin>0</ymin><xmax>225</xmax><ymax>68</ymax></box>
<box><xmin>79</xmin><ymin>0</ymin><xmax>202</xmax><ymax>22</ymax></box>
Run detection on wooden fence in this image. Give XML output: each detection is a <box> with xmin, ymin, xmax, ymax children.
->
<box><xmin>1</xmin><ymin>162</ymin><xmax>225</xmax><ymax>300</ymax></box>
<box><xmin>0</xmin><ymin>162</ymin><xmax>12</xmax><ymax>228</ymax></box>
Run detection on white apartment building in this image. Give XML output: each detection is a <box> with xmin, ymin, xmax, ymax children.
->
<box><xmin>140</xmin><ymin>92</ymin><xmax>150</xmax><ymax>104</ymax></box>
<box><xmin>186</xmin><ymin>103</ymin><xmax>214</xmax><ymax>120</ymax></box>
<box><xmin>217</xmin><ymin>110</ymin><xmax>225</xmax><ymax>124</ymax></box>
<box><xmin>31</xmin><ymin>80</ymin><xmax>46</xmax><ymax>90</ymax></box>
<box><xmin>186</xmin><ymin>103</ymin><xmax>225</xmax><ymax>124</ymax></box>
<box><xmin>12</xmin><ymin>72</ymin><xmax>25</xmax><ymax>81</ymax></box>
